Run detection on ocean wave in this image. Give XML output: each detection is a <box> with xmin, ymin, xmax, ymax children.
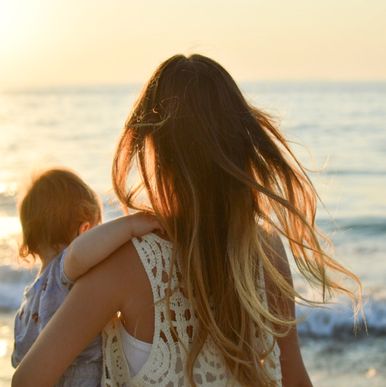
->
<box><xmin>317</xmin><ymin>217</ymin><xmax>386</xmax><ymax>236</ymax></box>
<box><xmin>296</xmin><ymin>294</ymin><xmax>386</xmax><ymax>339</ymax></box>
<box><xmin>0</xmin><ymin>265</ymin><xmax>385</xmax><ymax>339</ymax></box>
<box><xmin>0</xmin><ymin>191</ymin><xmax>17</xmax><ymax>216</ymax></box>
<box><xmin>0</xmin><ymin>265</ymin><xmax>36</xmax><ymax>311</ymax></box>
<box><xmin>323</xmin><ymin>169</ymin><xmax>386</xmax><ymax>176</ymax></box>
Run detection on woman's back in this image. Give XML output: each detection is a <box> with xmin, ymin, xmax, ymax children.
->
<box><xmin>102</xmin><ymin>233</ymin><xmax>282</xmax><ymax>386</ymax></box>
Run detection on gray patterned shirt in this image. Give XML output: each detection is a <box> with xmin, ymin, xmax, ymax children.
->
<box><xmin>12</xmin><ymin>250</ymin><xmax>102</xmax><ymax>386</ymax></box>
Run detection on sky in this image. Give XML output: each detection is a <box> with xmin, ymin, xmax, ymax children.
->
<box><xmin>0</xmin><ymin>0</ymin><xmax>385</xmax><ymax>89</ymax></box>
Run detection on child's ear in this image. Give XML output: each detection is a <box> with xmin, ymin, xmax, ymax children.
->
<box><xmin>78</xmin><ymin>222</ymin><xmax>91</xmax><ymax>235</ymax></box>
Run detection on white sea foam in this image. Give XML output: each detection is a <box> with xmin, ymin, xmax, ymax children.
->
<box><xmin>297</xmin><ymin>292</ymin><xmax>386</xmax><ymax>338</ymax></box>
<box><xmin>0</xmin><ymin>265</ymin><xmax>35</xmax><ymax>310</ymax></box>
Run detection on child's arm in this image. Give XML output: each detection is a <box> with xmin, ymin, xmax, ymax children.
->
<box><xmin>12</xmin><ymin>243</ymin><xmax>134</xmax><ymax>387</ymax></box>
<box><xmin>63</xmin><ymin>212</ymin><xmax>161</xmax><ymax>282</ymax></box>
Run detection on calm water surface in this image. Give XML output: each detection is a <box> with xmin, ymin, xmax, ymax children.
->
<box><xmin>1</xmin><ymin>82</ymin><xmax>385</xmax><ymax>386</ymax></box>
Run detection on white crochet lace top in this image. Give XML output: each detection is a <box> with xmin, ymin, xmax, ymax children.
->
<box><xmin>102</xmin><ymin>233</ymin><xmax>282</xmax><ymax>386</ymax></box>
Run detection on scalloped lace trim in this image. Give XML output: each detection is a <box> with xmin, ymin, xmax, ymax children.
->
<box><xmin>102</xmin><ymin>233</ymin><xmax>282</xmax><ymax>386</ymax></box>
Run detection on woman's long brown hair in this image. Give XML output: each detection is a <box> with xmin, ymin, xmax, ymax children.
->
<box><xmin>113</xmin><ymin>54</ymin><xmax>361</xmax><ymax>386</ymax></box>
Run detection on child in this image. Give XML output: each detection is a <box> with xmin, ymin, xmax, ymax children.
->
<box><xmin>12</xmin><ymin>168</ymin><xmax>160</xmax><ymax>386</ymax></box>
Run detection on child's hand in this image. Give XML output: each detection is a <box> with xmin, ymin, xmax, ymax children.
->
<box><xmin>128</xmin><ymin>212</ymin><xmax>163</xmax><ymax>238</ymax></box>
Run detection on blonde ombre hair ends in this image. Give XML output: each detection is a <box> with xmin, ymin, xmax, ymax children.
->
<box><xmin>113</xmin><ymin>54</ymin><xmax>362</xmax><ymax>386</ymax></box>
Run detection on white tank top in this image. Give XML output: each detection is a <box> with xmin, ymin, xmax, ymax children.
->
<box><xmin>118</xmin><ymin>320</ymin><xmax>151</xmax><ymax>376</ymax></box>
<box><xmin>102</xmin><ymin>233</ymin><xmax>282</xmax><ymax>386</ymax></box>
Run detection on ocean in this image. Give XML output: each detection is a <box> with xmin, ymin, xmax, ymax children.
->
<box><xmin>0</xmin><ymin>82</ymin><xmax>385</xmax><ymax>386</ymax></box>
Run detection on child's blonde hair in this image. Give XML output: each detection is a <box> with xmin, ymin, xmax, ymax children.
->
<box><xmin>19</xmin><ymin>168</ymin><xmax>101</xmax><ymax>260</ymax></box>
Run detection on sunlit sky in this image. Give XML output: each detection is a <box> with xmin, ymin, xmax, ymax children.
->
<box><xmin>0</xmin><ymin>0</ymin><xmax>385</xmax><ymax>89</ymax></box>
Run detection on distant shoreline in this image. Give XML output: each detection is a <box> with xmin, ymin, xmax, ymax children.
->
<box><xmin>2</xmin><ymin>80</ymin><xmax>386</xmax><ymax>95</ymax></box>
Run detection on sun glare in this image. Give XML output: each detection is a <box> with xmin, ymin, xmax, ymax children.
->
<box><xmin>0</xmin><ymin>217</ymin><xmax>21</xmax><ymax>239</ymax></box>
<box><xmin>0</xmin><ymin>2</ymin><xmax>24</xmax><ymax>53</ymax></box>
<box><xmin>0</xmin><ymin>1</ymin><xmax>43</xmax><ymax>70</ymax></box>
<box><xmin>0</xmin><ymin>339</ymin><xmax>8</xmax><ymax>358</ymax></box>
<box><xmin>0</xmin><ymin>0</ymin><xmax>385</xmax><ymax>88</ymax></box>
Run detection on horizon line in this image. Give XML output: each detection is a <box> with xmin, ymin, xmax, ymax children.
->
<box><xmin>2</xmin><ymin>79</ymin><xmax>386</xmax><ymax>94</ymax></box>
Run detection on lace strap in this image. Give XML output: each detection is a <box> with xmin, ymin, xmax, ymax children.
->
<box><xmin>132</xmin><ymin>233</ymin><xmax>174</xmax><ymax>303</ymax></box>
<box><xmin>102</xmin><ymin>317</ymin><xmax>132</xmax><ymax>386</ymax></box>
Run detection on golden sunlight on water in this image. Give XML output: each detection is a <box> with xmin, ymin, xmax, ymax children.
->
<box><xmin>0</xmin><ymin>339</ymin><xmax>7</xmax><ymax>358</ymax></box>
<box><xmin>0</xmin><ymin>314</ymin><xmax>14</xmax><ymax>387</ymax></box>
<box><xmin>0</xmin><ymin>183</ymin><xmax>17</xmax><ymax>199</ymax></box>
<box><xmin>0</xmin><ymin>218</ymin><xmax>20</xmax><ymax>239</ymax></box>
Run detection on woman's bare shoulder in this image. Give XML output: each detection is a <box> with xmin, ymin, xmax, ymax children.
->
<box><xmin>11</xmin><ymin>241</ymin><xmax>147</xmax><ymax>387</ymax></box>
<box><xmin>96</xmin><ymin>240</ymin><xmax>149</xmax><ymax>293</ymax></box>
<box><xmin>258</xmin><ymin>227</ymin><xmax>290</xmax><ymax>278</ymax></box>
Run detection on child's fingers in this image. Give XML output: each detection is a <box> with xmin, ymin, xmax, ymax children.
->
<box><xmin>151</xmin><ymin>219</ymin><xmax>164</xmax><ymax>233</ymax></box>
<box><xmin>135</xmin><ymin>213</ymin><xmax>164</xmax><ymax>233</ymax></box>
<box><xmin>147</xmin><ymin>216</ymin><xmax>165</xmax><ymax>234</ymax></box>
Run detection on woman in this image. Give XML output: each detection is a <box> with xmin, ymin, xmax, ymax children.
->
<box><xmin>12</xmin><ymin>54</ymin><xmax>361</xmax><ymax>387</ymax></box>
